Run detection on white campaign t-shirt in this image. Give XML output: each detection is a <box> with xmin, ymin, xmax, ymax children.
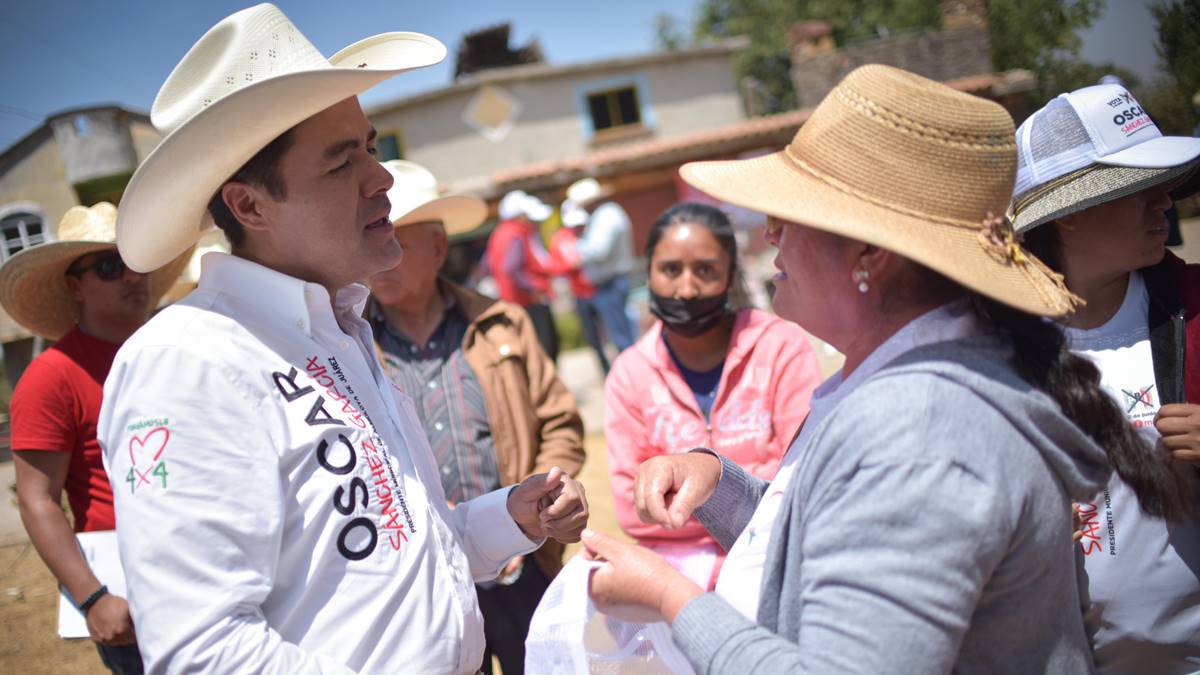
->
<box><xmin>715</xmin><ymin>301</ymin><xmax>979</xmax><ymax>620</ymax></box>
<box><xmin>1066</xmin><ymin>271</ymin><xmax>1200</xmax><ymax>675</ymax></box>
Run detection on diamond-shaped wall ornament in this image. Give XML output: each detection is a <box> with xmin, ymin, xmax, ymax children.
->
<box><xmin>463</xmin><ymin>85</ymin><xmax>521</xmax><ymax>142</ymax></box>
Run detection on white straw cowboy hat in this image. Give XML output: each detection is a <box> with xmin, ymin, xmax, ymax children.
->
<box><xmin>565</xmin><ymin>178</ymin><xmax>614</xmax><ymax>208</ymax></box>
<box><xmin>0</xmin><ymin>203</ymin><xmax>191</xmax><ymax>340</ymax></box>
<box><xmin>1010</xmin><ymin>84</ymin><xmax>1200</xmax><ymax>233</ymax></box>
<box><xmin>680</xmin><ymin>64</ymin><xmax>1079</xmax><ymax>318</ymax></box>
<box><xmin>116</xmin><ymin>3</ymin><xmax>446</xmax><ymax>272</ymax></box>
<box><xmin>382</xmin><ymin>160</ymin><xmax>486</xmax><ymax>236</ymax></box>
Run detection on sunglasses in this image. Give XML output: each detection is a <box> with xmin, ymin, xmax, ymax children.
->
<box><xmin>66</xmin><ymin>252</ymin><xmax>128</xmax><ymax>281</ymax></box>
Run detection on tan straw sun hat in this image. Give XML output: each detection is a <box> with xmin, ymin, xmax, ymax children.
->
<box><xmin>680</xmin><ymin>64</ymin><xmax>1079</xmax><ymax>318</ymax></box>
<box><xmin>382</xmin><ymin>160</ymin><xmax>486</xmax><ymax>236</ymax></box>
<box><xmin>0</xmin><ymin>203</ymin><xmax>191</xmax><ymax>340</ymax></box>
<box><xmin>116</xmin><ymin>3</ymin><xmax>446</xmax><ymax>273</ymax></box>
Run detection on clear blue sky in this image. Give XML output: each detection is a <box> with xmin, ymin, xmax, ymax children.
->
<box><xmin>0</xmin><ymin>0</ymin><xmax>697</xmax><ymax>148</ymax></box>
<box><xmin>0</xmin><ymin>0</ymin><xmax>1162</xmax><ymax>150</ymax></box>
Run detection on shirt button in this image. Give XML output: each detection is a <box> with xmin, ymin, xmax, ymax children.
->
<box><xmin>296</xmin><ymin>319</ymin><xmax>305</xmax><ymax>329</ymax></box>
<box><xmin>427</xmin><ymin>381</ymin><xmax>438</xmax><ymax>390</ymax></box>
<box><xmin>428</xmin><ymin>340</ymin><xmax>438</xmax><ymax>349</ymax></box>
<box><xmin>409</xmin><ymin>345</ymin><xmax>418</xmax><ymax>354</ymax></box>
<box><xmin>441</xmin><ymin>466</ymin><xmax>451</xmax><ymax>475</ymax></box>
<box><xmin>434</xmin><ymin>422</ymin><xmax>444</xmax><ymax>431</ymax></box>
<box><xmin>499</xmin><ymin>344</ymin><xmax>511</xmax><ymax>356</ymax></box>
<box><xmin>339</xmin><ymin>341</ymin><xmax>350</xmax><ymax>350</ymax></box>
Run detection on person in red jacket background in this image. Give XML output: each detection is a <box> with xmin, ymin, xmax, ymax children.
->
<box><xmin>486</xmin><ymin>190</ymin><xmax>558</xmax><ymax>360</ymax></box>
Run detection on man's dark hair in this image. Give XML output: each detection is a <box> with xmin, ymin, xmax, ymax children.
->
<box><xmin>206</xmin><ymin>129</ymin><xmax>293</xmax><ymax>247</ymax></box>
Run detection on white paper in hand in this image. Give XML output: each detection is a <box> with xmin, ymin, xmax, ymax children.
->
<box><xmin>58</xmin><ymin>530</ymin><xmax>126</xmax><ymax>639</ymax></box>
<box><xmin>525</xmin><ymin>555</ymin><xmax>696</xmax><ymax>674</ymax></box>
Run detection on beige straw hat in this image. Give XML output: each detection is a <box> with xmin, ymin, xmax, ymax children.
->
<box><xmin>680</xmin><ymin>64</ymin><xmax>1079</xmax><ymax>318</ymax></box>
<box><xmin>0</xmin><ymin>203</ymin><xmax>191</xmax><ymax>340</ymax></box>
<box><xmin>382</xmin><ymin>160</ymin><xmax>486</xmax><ymax>236</ymax></box>
<box><xmin>116</xmin><ymin>3</ymin><xmax>446</xmax><ymax>273</ymax></box>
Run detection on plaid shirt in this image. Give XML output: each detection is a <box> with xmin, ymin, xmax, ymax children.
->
<box><xmin>369</xmin><ymin>291</ymin><xmax>500</xmax><ymax>503</ymax></box>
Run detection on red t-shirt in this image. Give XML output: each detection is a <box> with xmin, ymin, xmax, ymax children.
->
<box><xmin>11</xmin><ymin>326</ymin><xmax>121</xmax><ymax>532</ymax></box>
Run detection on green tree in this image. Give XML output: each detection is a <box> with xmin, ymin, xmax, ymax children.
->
<box><xmin>654</xmin><ymin>12</ymin><xmax>689</xmax><ymax>51</ymax></box>
<box><xmin>680</xmin><ymin>0</ymin><xmax>940</xmax><ymax>113</ymax></box>
<box><xmin>1138</xmin><ymin>0</ymin><xmax>1200</xmax><ymax>136</ymax></box>
<box><xmin>986</xmin><ymin>0</ymin><xmax>1139</xmax><ymax>102</ymax></box>
<box><xmin>668</xmin><ymin>0</ymin><xmax>1123</xmax><ymax>115</ymax></box>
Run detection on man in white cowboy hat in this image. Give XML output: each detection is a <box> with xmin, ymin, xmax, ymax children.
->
<box><xmin>96</xmin><ymin>5</ymin><xmax>588</xmax><ymax>674</ymax></box>
<box><xmin>367</xmin><ymin>160</ymin><xmax>585</xmax><ymax>675</ymax></box>
<box><xmin>564</xmin><ymin>177</ymin><xmax>637</xmax><ymax>353</ymax></box>
<box><xmin>0</xmin><ymin>202</ymin><xmax>188</xmax><ymax>674</ymax></box>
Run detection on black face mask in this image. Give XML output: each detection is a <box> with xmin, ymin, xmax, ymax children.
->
<box><xmin>649</xmin><ymin>290</ymin><xmax>730</xmax><ymax>337</ymax></box>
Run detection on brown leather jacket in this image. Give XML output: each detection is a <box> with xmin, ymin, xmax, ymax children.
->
<box><xmin>379</xmin><ymin>280</ymin><xmax>586</xmax><ymax>578</ymax></box>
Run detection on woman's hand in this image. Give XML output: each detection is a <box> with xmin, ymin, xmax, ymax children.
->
<box><xmin>1156</xmin><ymin>404</ymin><xmax>1200</xmax><ymax>464</ymax></box>
<box><xmin>635</xmin><ymin>452</ymin><xmax>723</xmax><ymax>529</ymax></box>
<box><xmin>582</xmin><ymin>529</ymin><xmax>703</xmax><ymax>623</ymax></box>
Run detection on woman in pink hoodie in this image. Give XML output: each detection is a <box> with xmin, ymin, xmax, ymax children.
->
<box><xmin>605</xmin><ymin>202</ymin><xmax>822</xmax><ymax>589</ymax></box>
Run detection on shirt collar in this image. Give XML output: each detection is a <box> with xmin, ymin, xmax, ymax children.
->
<box><xmin>197</xmin><ymin>251</ymin><xmax>370</xmax><ymax>336</ymax></box>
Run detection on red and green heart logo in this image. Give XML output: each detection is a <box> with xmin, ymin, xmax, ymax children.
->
<box><xmin>129</xmin><ymin>427</ymin><xmax>170</xmax><ymax>467</ymax></box>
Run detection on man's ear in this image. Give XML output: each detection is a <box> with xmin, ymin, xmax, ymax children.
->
<box><xmin>221</xmin><ymin>182</ymin><xmax>276</xmax><ymax>235</ymax></box>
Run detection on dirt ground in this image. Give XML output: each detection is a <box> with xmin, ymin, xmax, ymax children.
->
<box><xmin>0</xmin><ymin>434</ymin><xmax>624</xmax><ymax>674</ymax></box>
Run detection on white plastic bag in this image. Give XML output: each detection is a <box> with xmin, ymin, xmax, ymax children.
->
<box><xmin>525</xmin><ymin>556</ymin><xmax>697</xmax><ymax>674</ymax></box>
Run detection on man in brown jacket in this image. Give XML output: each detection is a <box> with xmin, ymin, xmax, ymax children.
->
<box><xmin>367</xmin><ymin>161</ymin><xmax>585</xmax><ymax>675</ymax></box>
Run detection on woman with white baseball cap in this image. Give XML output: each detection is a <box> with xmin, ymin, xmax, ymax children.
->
<box><xmin>1012</xmin><ymin>83</ymin><xmax>1200</xmax><ymax>675</ymax></box>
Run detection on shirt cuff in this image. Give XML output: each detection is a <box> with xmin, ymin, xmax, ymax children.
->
<box><xmin>470</xmin><ymin>487</ymin><xmax>543</xmax><ymax>562</ymax></box>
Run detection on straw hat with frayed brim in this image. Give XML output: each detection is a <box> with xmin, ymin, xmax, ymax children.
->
<box><xmin>116</xmin><ymin>3</ymin><xmax>446</xmax><ymax>272</ymax></box>
<box><xmin>1011</xmin><ymin>160</ymin><xmax>1200</xmax><ymax>233</ymax></box>
<box><xmin>0</xmin><ymin>203</ymin><xmax>192</xmax><ymax>340</ymax></box>
<box><xmin>680</xmin><ymin>64</ymin><xmax>1079</xmax><ymax>318</ymax></box>
<box><xmin>382</xmin><ymin>160</ymin><xmax>486</xmax><ymax>237</ymax></box>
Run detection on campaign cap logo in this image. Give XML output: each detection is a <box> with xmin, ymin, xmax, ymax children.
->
<box><xmin>1069</xmin><ymin>84</ymin><xmax>1162</xmax><ymax>158</ymax></box>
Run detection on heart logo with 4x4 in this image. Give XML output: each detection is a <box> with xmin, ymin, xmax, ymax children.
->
<box><xmin>129</xmin><ymin>427</ymin><xmax>170</xmax><ymax>487</ymax></box>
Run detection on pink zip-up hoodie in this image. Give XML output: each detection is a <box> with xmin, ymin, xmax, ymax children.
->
<box><xmin>604</xmin><ymin>309</ymin><xmax>822</xmax><ymax>579</ymax></box>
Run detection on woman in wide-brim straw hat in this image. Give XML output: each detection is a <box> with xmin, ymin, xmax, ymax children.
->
<box><xmin>0</xmin><ymin>202</ymin><xmax>190</xmax><ymax>340</ymax></box>
<box><xmin>578</xmin><ymin>64</ymin><xmax>1141</xmax><ymax>673</ymax></box>
<box><xmin>1011</xmin><ymin>84</ymin><xmax>1200</xmax><ymax>675</ymax></box>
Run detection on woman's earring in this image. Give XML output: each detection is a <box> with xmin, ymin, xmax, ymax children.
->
<box><xmin>853</xmin><ymin>269</ymin><xmax>869</xmax><ymax>293</ymax></box>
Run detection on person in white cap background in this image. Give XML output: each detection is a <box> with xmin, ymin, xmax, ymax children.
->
<box><xmin>484</xmin><ymin>190</ymin><xmax>559</xmax><ymax>361</ymax></box>
<box><xmin>1011</xmin><ymin>83</ymin><xmax>1200</xmax><ymax>675</ymax></box>
<box><xmin>96</xmin><ymin>5</ymin><xmax>588</xmax><ymax>674</ymax></box>
<box><xmin>366</xmin><ymin>160</ymin><xmax>584</xmax><ymax>675</ymax></box>
<box><xmin>565</xmin><ymin>177</ymin><xmax>637</xmax><ymax>354</ymax></box>
<box><xmin>546</xmin><ymin>199</ymin><xmax>610</xmax><ymax>373</ymax></box>
<box><xmin>0</xmin><ymin>202</ymin><xmax>188</xmax><ymax>674</ymax></box>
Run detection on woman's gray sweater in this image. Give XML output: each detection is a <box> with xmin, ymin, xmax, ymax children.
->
<box><xmin>672</xmin><ymin>338</ymin><xmax>1111</xmax><ymax>674</ymax></box>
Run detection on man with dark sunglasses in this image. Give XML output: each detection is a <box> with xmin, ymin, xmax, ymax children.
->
<box><xmin>0</xmin><ymin>203</ymin><xmax>189</xmax><ymax>674</ymax></box>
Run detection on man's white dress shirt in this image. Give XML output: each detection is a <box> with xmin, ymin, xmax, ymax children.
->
<box><xmin>99</xmin><ymin>253</ymin><xmax>538</xmax><ymax>674</ymax></box>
